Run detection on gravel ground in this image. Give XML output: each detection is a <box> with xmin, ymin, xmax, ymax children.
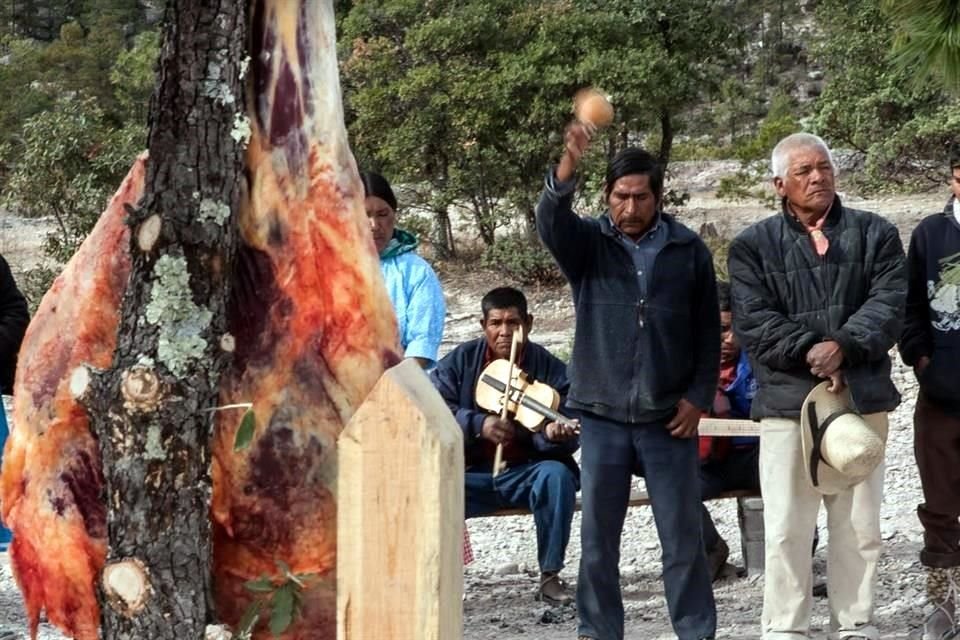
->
<box><xmin>461</xmin><ymin>359</ymin><xmax>927</xmax><ymax>640</ymax></box>
<box><xmin>0</xmin><ymin>183</ymin><xmax>949</xmax><ymax>639</ymax></box>
<box><xmin>455</xmin><ymin>188</ymin><xmax>945</xmax><ymax>640</ymax></box>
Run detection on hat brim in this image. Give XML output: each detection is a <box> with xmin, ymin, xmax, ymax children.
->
<box><xmin>799</xmin><ymin>382</ymin><xmax>882</xmax><ymax>495</ymax></box>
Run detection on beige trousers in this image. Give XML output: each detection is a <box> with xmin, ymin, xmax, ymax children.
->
<box><xmin>759</xmin><ymin>414</ymin><xmax>887</xmax><ymax>640</ymax></box>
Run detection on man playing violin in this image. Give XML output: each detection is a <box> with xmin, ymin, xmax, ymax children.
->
<box><xmin>537</xmin><ymin>126</ymin><xmax>720</xmax><ymax>640</ymax></box>
<box><xmin>430</xmin><ymin>286</ymin><xmax>579</xmax><ymax>605</ymax></box>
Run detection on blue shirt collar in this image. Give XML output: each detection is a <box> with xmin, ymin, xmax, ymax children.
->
<box><xmin>607</xmin><ymin>211</ymin><xmax>663</xmax><ymax>243</ymax></box>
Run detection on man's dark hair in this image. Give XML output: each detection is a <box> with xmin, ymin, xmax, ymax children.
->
<box><xmin>950</xmin><ymin>144</ymin><xmax>960</xmax><ymax>173</ymax></box>
<box><xmin>481</xmin><ymin>287</ymin><xmax>528</xmax><ymax>320</ymax></box>
<box><xmin>717</xmin><ymin>280</ymin><xmax>731</xmax><ymax>312</ymax></box>
<box><xmin>360</xmin><ymin>171</ymin><xmax>398</xmax><ymax>211</ymax></box>
<box><xmin>604</xmin><ymin>147</ymin><xmax>664</xmax><ymax>203</ymax></box>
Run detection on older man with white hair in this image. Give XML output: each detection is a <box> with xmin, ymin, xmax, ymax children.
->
<box><xmin>728</xmin><ymin>133</ymin><xmax>907</xmax><ymax>640</ymax></box>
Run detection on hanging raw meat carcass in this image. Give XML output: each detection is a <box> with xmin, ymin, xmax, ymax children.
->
<box><xmin>0</xmin><ymin>1</ymin><xmax>399</xmax><ymax>638</ymax></box>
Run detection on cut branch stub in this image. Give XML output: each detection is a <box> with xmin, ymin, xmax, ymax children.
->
<box><xmin>69</xmin><ymin>365</ymin><xmax>91</xmax><ymax>401</ymax></box>
<box><xmin>220</xmin><ymin>332</ymin><xmax>236</xmax><ymax>353</ymax></box>
<box><xmin>205</xmin><ymin>625</ymin><xmax>233</xmax><ymax>640</ymax></box>
<box><xmin>137</xmin><ymin>214</ymin><xmax>163</xmax><ymax>253</ymax></box>
<box><xmin>102</xmin><ymin>558</ymin><xmax>152</xmax><ymax>617</ymax></box>
<box><xmin>121</xmin><ymin>365</ymin><xmax>163</xmax><ymax>413</ymax></box>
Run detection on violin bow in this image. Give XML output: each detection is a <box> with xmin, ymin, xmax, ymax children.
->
<box><xmin>492</xmin><ymin>325</ymin><xmax>524</xmax><ymax>478</ymax></box>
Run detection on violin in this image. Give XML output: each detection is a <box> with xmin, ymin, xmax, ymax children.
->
<box><xmin>474</xmin><ymin>359</ymin><xmax>581</xmax><ymax>434</ymax></box>
<box><xmin>487</xmin><ymin>326</ymin><xmax>524</xmax><ymax>477</ymax></box>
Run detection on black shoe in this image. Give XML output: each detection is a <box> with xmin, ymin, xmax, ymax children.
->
<box><xmin>706</xmin><ymin>538</ymin><xmax>730</xmax><ymax>582</ymax></box>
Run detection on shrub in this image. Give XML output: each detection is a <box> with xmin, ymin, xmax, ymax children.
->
<box><xmin>1</xmin><ymin>96</ymin><xmax>145</xmax><ymax>263</ymax></box>
<box><xmin>703</xmin><ymin>234</ymin><xmax>732</xmax><ymax>282</ymax></box>
<box><xmin>480</xmin><ymin>234</ymin><xmax>565</xmax><ymax>286</ymax></box>
<box><xmin>19</xmin><ymin>264</ymin><xmax>60</xmax><ymax>315</ymax></box>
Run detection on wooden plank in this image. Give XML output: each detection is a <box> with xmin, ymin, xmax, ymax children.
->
<box><xmin>698</xmin><ymin>418</ymin><xmax>760</xmax><ymax>436</ymax></box>
<box><xmin>337</xmin><ymin>359</ymin><xmax>464</xmax><ymax>640</ymax></box>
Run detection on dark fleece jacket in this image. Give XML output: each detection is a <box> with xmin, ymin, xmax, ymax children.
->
<box><xmin>535</xmin><ymin>179</ymin><xmax>720</xmax><ymax>424</ymax></box>
<box><xmin>728</xmin><ymin>196</ymin><xmax>906</xmax><ymax>418</ymax></box>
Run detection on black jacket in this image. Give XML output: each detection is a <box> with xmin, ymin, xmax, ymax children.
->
<box><xmin>899</xmin><ymin>198</ymin><xmax>960</xmax><ymax>414</ymax></box>
<box><xmin>536</xmin><ymin>179</ymin><xmax>720</xmax><ymax>424</ymax></box>
<box><xmin>430</xmin><ymin>337</ymin><xmax>579</xmax><ymax>475</ymax></box>
<box><xmin>728</xmin><ymin>197</ymin><xmax>906</xmax><ymax>418</ymax></box>
<box><xmin>0</xmin><ymin>255</ymin><xmax>29</xmax><ymax>395</ymax></box>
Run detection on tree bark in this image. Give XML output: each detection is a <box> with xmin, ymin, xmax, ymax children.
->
<box><xmin>658</xmin><ymin>109</ymin><xmax>673</xmax><ymax>171</ymax></box>
<box><xmin>431</xmin><ymin>204</ymin><xmax>455</xmax><ymax>258</ymax></box>
<box><xmin>521</xmin><ymin>202</ymin><xmax>537</xmax><ymax>242</ymax></box>
<box><xmin>86</xmin><ymin>1</ymin><xmax>246</xmax><ymax>638</ymax></box>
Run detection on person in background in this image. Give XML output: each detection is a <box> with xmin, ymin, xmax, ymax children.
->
<box><xmin>431</xmin><ymin>286</ymin><xmax>579</xmax><ymax>605</ymax></box>
<box><xmin>0</xmin><ymin>253</ymin><xmax>28</xmax><ymax>396</ymax></box>
<box><xmin>361</xmin><ymin>171</ymin><xmax>445</xmax><ymax>368</ymax></box>
<box><xmin>898</xmin><ymin>149</ymin><xmax>960</xmax><ymax>640</ymax></box>
<box><xmin>0</xmin><ymin>252</ymin><xmax>29</xmax><ymax>553</ymax></box>
<box><xmin>729</xmin><ymin>132</ymin><xmax>906</xmax><ymax>640</ymax></box>
<box><xmin>699</xmin><ymin>280</ymin><xmax>758</xmax><ymax>581</ymax></box>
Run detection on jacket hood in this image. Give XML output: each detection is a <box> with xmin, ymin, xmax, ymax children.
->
<box><xmin>379</xmin><ymin>228</ymin><xmax>418</xmax><ymax>259</ymax></box>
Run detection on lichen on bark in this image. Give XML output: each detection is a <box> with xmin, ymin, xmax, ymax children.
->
<box><xmin>231</xmin><ymin>113</ymin><xmax>252</xmax><ymax>146</ymax></box>
<box><xmin>143</xmin><ymin>426</ymin><xmax>165</xmax><ymax>460</ymax></box>
<box><xmin>199</xmin><ymin>199</ymin><xmax>230</xmax><ymax>224</ymax></box>
<box><xmin>144</xmin><ymin>254</ymin><xmax>213</xmax><ymax>377</ymax></box>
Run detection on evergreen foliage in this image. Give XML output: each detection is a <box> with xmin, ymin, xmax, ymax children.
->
<box><xmin>1</xmin><ymin>0</ymin><xmax>959</xmax><ymax>291</ymax></box>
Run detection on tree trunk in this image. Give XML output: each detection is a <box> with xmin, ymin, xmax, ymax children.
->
<box><xmin>473</xmin><ymin>205</ymin><xmax>496</xmax><ymax>247</ymax></box>
<box><xmin>432</xmin><ymin>204</ymin><xmax>456</xmax><ymax>258</ymax></box>
<box><xmin>522</xmin><ymin>203</ymin><xmax>537</xmax><ymax>241</ymax></box>
<box><xmin>658</xmin><ymin>110</ymin><xmax>673</xmax><ymax>171</ymax></box>
<box><xmin>85</xmin><ymin>2</ymin><xmax>246</xmax><ymax>638</ymax></box>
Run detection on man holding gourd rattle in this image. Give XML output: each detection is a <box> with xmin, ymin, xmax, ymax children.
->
<box><xmin>538</xmin><ymin>88</ymin><xmax>721</xmax><ymax>640</ymax></box>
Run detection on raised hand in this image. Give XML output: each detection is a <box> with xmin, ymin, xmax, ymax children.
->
<box><xmin>556</xmin><ymin>121</ymin><xmax>596</xmax><ymax>182</ymax></box>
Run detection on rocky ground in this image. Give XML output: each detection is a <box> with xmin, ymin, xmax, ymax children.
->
<box><xmin>460</xmin><ymin>359</ymin><xmax>927</xmax><ymax>640</ymax></box>
<box><xmin>453</xmin><ymin>179</ymin><xmax>946</xmax><ymax>640</ymax></box>
<box><xmin>0</xmin><ymin>166</ymin><xmax>952</xmax><ymax>639</ymax></box>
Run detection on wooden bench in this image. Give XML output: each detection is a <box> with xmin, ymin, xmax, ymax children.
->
<box><xmin>482</xmin><ymin>418</ymin><xmax>766</xmax><ymax>575</ymax></box>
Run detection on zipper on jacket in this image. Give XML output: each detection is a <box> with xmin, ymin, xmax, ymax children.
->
<box><xmin>819</xmin><ymin>251</ymin><xmax>831</xmax><ymax>331</ymax></box>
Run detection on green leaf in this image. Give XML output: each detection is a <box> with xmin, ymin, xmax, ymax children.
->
<box><xmin>269</xmin><ymin>584</ymin><xmax>295</xmax><ymax>637</ymax></box>
<box><xmin>275</xmin><ymin>559</ymin><xmax>293</xmax><ymax>577</ymax></box>
<box><xmin>234</xmin><ymin>408</ymin><xmax>256</xmax><ymax>451</ymax></box>
<box><xmin>243</xmin><ymin>577</ymin><xmax>275</xmax><ymax>593</ymax></box>
<box><xmin>235</xmin><ymin>599</ymin><xmax>263</xmax><ymax>639</ymax></box>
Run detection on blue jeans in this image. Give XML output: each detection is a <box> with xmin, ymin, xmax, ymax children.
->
<box><xmin>699</xmin><ymin>445</ymin><xmax>760</xmax><ymax>552</ymax></box>
<box><xmin>465</xmin><ymin>460</ymin><xmax>577</xmax><ymax>573</ymax></box>
<box><xmin>577</xmin><ymin>411</ymin><xmax>716</xmax><ymax>640</ymax></box>
<box><xmin>0</xmin><ymin>404</ymin><xmax>11</xmax><ymax>550</ymax></box>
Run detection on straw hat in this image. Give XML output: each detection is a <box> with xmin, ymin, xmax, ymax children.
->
<box><xmin>799</xmin><ymin>381</ymin><xmax>887</xmax><ymax>495</ymax></box>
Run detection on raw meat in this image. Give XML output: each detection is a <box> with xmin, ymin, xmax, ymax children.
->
<box><xmin>1</xmin><ymin>155</ymin><xmax>145</xmax><ymax>639</ymax></box>
<box><xmin>0</xmin><ymin>1</ymin><xmax>399</xmax><ymax>638</ymax></box>
<box><xmin>211</xmin><ymin>1</ymin><xmax>399</xmax><ymax>637</ymax></box>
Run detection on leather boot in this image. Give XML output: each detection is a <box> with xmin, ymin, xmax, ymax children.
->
<box><xmin>536</xmin><ymin>571</ymin><xmax>572</xmax><ymax>605</ymax></box>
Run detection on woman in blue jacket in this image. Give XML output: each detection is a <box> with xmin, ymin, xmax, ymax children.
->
<box><xmin>361</xmin><ymin>172</ymin><xmax>446</xmax><ymax>368</ymax></box>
